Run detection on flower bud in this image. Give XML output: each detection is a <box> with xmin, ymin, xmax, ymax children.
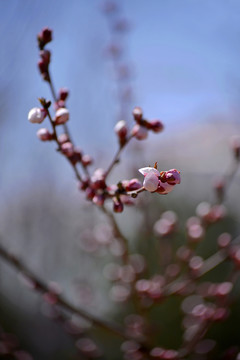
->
<box><xmin>91</xmin><ymin>168</ymin><xmax>106</xmax><ymax>190</ymax></box>
<box><xmin>28</xmin><ymin>107</ymin><xmax>46</xmax><ymax>124</ymax></box>
<box><xmin>230</xmin><ymin>135</ymin><xmax>240</xmax><ymax>160</ymax></box>
<box><xmin>113</xmin><ymin>198</ymin><xmax>124</xmax><ymax>213</ymax></box>
<box><xmin>162</xmin><ymin>169</ymin><xmax>181</xmax><ymax>185</ymax></box>
<box><xmin>92</xmin><ymin>194</ymin><xmax>105</xmax><ymax>207</ymax></box>
<box><xmin>58</xmin><ymin>133</ymin><xmax>69</xmax><ymax>144</ymax></box>
<box><xmin>37</xmin><ymin>128</ymin><xmax>53</xmax><ymax>141</ymax></box>
<box><xmin>61</xmin><ymin>142</ymin><xmax>74</xmax><ymax>157</ymax></box>
<box><xmin>59</xmin><ymin>88</ymin><xmax>69</xmax><ymax>101</ymax></box>
<box><xmin>132</xmin><ymin>106</ymin><xmax>143</xmax><ymax>122</ymax></box>
<box><xmin>148</xmin><ymin>120</ymin><xmax>164</xmax><ymax>133</ymax></box>
<box><xmin>82</xmin><ymin>154</ymin><xmax>93</xmax><ymax>167</ymax></box>
<box><xmin>125</xmin><ymin>178</ymin><xmax>142</xmax><ymax>192</ymax></box>
<box><xmin>38</xmin><ymin>27</ymin><xmax>52</xmax><ymax>49</ymax></box>
<box><xmin>40</xmin><ymin>49</ymin><xmax>51</xmax><ymax>65</ymax></box>
<box><xmin>55</xmin><ymin>108</ymin><xmax>69</xmax><ymax>125</ymax></box>
<box><xmin>131</xmin><ymin>124</ymin><xmax>148</xmax><ymax>140</ymax></box>
<box><xmin>114</xmin><ymin>120</ymin><xmax>128</xmax><ymax>140</ymax></box>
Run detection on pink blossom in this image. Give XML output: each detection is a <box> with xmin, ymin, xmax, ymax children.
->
<box><xmin>139</xmin><ymin>167</ymin><xmax>180</xmax><ymax>194</ymax></box>
<box><xmin>132</xmin><ymin>124</ymin><xmax>148</xmax><ymax>140</ymax></box>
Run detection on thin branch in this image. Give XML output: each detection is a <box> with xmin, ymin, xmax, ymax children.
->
<box><xmin>105</xmin><ymin>135</ymin><xmax>133</xmax><ymax>179</ymax></box>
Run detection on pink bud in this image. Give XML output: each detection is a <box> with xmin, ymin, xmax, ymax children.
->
<box><xmin>230</xmin><ymin>135</ymin><xmax>240</xmax><ymax>160</ymax></box>
<box><xmin>131</xmin><ymin>124</ymin><xmax>148</xmax><ymax>140</ymax></box>
<box><xmin>132</xmin><ymin>106</ymin><xmax>143</xmax><ymax>122</ymax></box>
<box><xmin>101</xmin><ymin>1</ymin><xmax>118</xmax><ymax>14</ymax></box>
<box><xmin>40</xmin><ymin>49</ymin><xmax>51</xmax><ymax>65</ymax></box>
<box><xmin>85</xmin><ymin>187</ymin><xmax>95</xmax><ymax>200</ymax></box>
<box><xmin>125</xmin><ymin>178</ymin><xmax>142</xmax><ymax>191</ymax></box>
<box><xmin>38</xmin><ymin>27</ymin><xmax>52</xmax><ymax>48</ymax></box>
<box><xmin>82</xmin><ymin>154</ymin><xmax>93</xmax><ymax>167</ymax></box>
<box><xmin>61</xmin><ymin>142</ymin><xmax>74</xmax><ymax>157</ymax></box>
<box><xmin>58</xmin><ymin>133</ymin><xmax>69</xmax><ymax>144</ymax></box>
<box><xmin>91</xmin><ymin>168</ymin><xmax>106</xmax><ymax>190</ymax></box>
<box><xmin>55</xmin><ymin>108</ymin><xmax>69</xmax><ymax>125</ymax></box>
<box><xmin>148</xmin><ymin>120</ymin><xmax>164</xmax><ymax>133</ymax></box>
<box><xmin>92</xmin><ymin>194</ymin><xmax>105</xmax><ymax>206</ymax></box>
<box><xmin>114</xmin><ymin>120</ymin><xmax>128</xmax><ymax>139</ymax></box>
<box><xmin>37</xmin><ymin>128</ymin><xmax>53</xmax><ymax>141</ymax></box>
<box><xmin>28</xmin><ymin>107</ymin><xmax>46</xmax><ymax>124</ymax></box>
<box><xmin>59</xmin><ymin>88</ymin><xmax>69</xmax><ymax>101</ymax></box>
<box><xmin>113</xmin><ymin>198</ymin><xmax>124</xmax><ymax>213</ymax></box>
<box><xmin>164</xmin><ymin>169</ymin><xmax>181</xmax><ymax>185</ymax></box>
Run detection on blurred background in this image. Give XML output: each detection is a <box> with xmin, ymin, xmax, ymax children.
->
<box><xmin>0</xmin><ymin>0</ymin><xmax>240</xmax><ymax>359</ymax></box>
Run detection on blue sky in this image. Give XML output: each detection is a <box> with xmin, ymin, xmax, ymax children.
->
<box><xmin>0</xmin><ymin>0</ymin><xmax>240</xmax><ymax>189</ymax></box>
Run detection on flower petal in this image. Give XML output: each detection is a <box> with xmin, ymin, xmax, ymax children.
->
<box><xmin>138</xmin><ymin>167</ymin><xmax>160</xmax><ymax>177</ymax></box>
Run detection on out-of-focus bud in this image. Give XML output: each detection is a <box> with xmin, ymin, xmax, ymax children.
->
<box><xmin>81</xmin><ymin>154</ymin><xmax>93</xmax><ymax>167</ymax></box>
<box><xmin>37</xmin><ymin>128</ymin><xmax>53</xmax><ymax>141</ymax></box>
<box><xmin>132</xmin><ymin>106</ymin><xmax>143</xmax><ymax>122</ymax></box>
<box><xmin>28</xmin><ymin>107</ymin><xmax>46</xmax><ymax>124</ymax></box>
<box><xmin>61</xmin><ymin>142</ymin><xmax>74</xmax><ymax>157</ymax></box>
<box><xmin>113</xmin><ymin>19</ymin><xmax>130</xmax><ymax>32</ymax></box>
<box><xmin>55</xmin><ymin>108</ymin><xmax>69</xmax><ymax>125</ymax></box>
<box><xmin>40</xmin><ymin>49</ymin><xmax>51</xmax><ymax>65</ymax></box>
<box><xmin>59</xmin><ymin>88</ymin><xmax>69</xmax><ymax>101</ymax></box>
<box><xmin>113</xmin><ymin>198</ymin><xmax>124</xmax><ymax>213</ymax></box>
<box><xmin>106</xmin><ymin>43</ymin><xmax>122</xmax><ymax>58</ymax></box>
<box><xmin>213</xmin><ymin>177</ymin><xmax>225</xmax><ymax>200</ymax></box>
<box><xmin>189</xmin><ymin>256</ymin><xmax>203</xmax><ymax>276</ymax></box>
<box><xmin>101</xmin><ymin>1</ymin><xmax>118</xmax><ymax>14</ymax></box>
<box><xmin>154</xmin><ymin>211</ymin><xmax>177</xmax><ymax>237</ymax></box>
<box><xmin>58</xmin><ymin>133</ymin><xmax>69</xmax><ymax>144</ymax></box>
<box><xmin>37</xmin><ymin>27</ymin><xmax>52</xmax><ymax>49</ymax></box>
<box><xmin>85</xmin><ymin>187</ymin><xmax>95</xmax><ymax>200</ymax></box>
<box><xmin>196</xmin><ymin>202</ymin><xmax>211</xmax><ymax>220</ymax></box>
<box><xmin>92</xmin><ymin>194</ymin><xmax>105</xmax><ymax>207</ymax></box>
<box><xmin>114</xmin><ymin>120</ymin><xmax>128</xmax><ymax>145</ymax></box>
<box><xmin>217</xmin><ymin>232</ymin><xmax>231</xmax><ymax>248</ymax></box>
<box><xmin>91</xmin><ymin>168</ymin><xmax>106</xmax><ymax>190</ymax></box>
<box><xmin>187</xmin><ymin>223</ymin><xmax>204</xmax><ymax>243</ymax></box>
<box><xmin>230</xmin><ymin>135</ymin><xmax>240</xmax><ymax>160</ymax></box>
<box><xmin>76</xmin><ymin>337</ymin><xmax>101</xmax><ymax>358</ymax></box>
<box><xmin>125</xmin><ymin>178</ymin><xmax>142</xmax><ymax>192</ymax></box>
<box><xmin>148</xmin><ymin>120</ymin><xmax>164</xmax><ymax>133</ymax></box>
<box><xmin>131</xmin><ymin>124</ymin><xmax>148</xmax><ymax>140</ymax></box>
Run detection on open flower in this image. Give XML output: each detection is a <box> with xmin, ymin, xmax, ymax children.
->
<box><xmin>139</xmin><ymin>166</ymin><xmax>181</xmax><ymax>194</ymax></box>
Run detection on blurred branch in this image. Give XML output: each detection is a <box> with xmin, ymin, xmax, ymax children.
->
<box><xmin>0</xmin><ymin>241</ymin><xmax>127</xmax><ymax>340</ymax></box>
